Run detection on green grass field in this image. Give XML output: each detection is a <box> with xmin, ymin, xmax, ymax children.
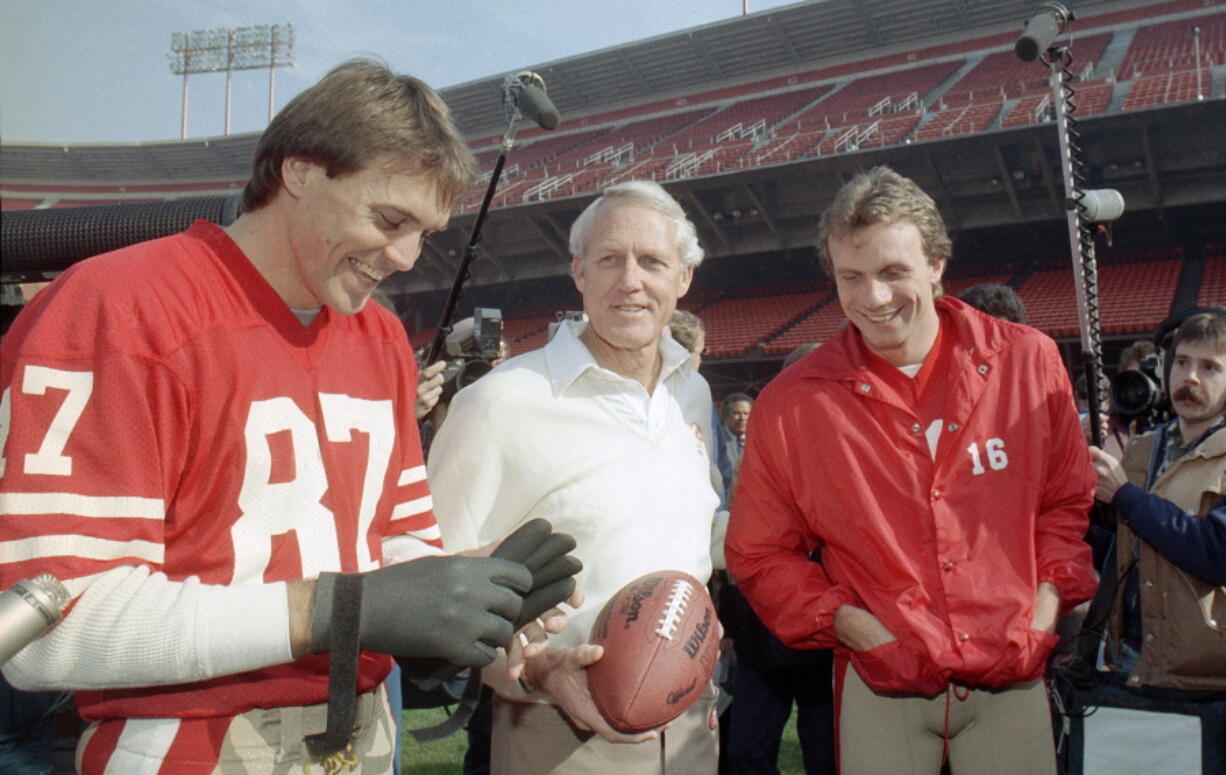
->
<box><xmin>401</xmin><ymin>706</ymin><xmax>807</xmax><ymax>774</ymax></box>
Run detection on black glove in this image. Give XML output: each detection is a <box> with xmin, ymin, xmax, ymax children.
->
<box><xmin>490</xmin><ymin>518</ymin><xmax>583</xmax><ymax>628</ymax></box>
<box><xmin>309</xmin><ymin>555</ymin><xmax>532</xmax><ymax>668</ymax></box>
<box><xmin>397</xmin><ymin>519</ymin><xmax>584</xmax><ymax>688</ymax></box>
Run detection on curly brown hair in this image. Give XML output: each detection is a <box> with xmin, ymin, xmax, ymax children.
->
<box><xmin>816</xmin><ymin>166</ymin><xmax>952</xmax><ymax>297</ymax></box>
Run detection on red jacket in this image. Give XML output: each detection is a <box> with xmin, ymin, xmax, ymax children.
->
<box><xmin>726</xmin><ymin>298</ymin><xmax>1097</xmax><ymax>694</ymax></box>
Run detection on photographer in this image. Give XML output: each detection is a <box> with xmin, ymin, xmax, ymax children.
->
<box><xmin>1088</xmin><ymin>311</ymin><xmax>1226</xmax><ymax>773</ymax></box>
<box><xmin>1102</xmin><ymin>339</ymin><xmax>1158</xmax><ymax>458</ymax></box>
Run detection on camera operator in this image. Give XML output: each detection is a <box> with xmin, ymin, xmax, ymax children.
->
<box><xmin>1102</xmin><ymin>339</ymin><xmax>1159</xmax><ymax>458</ymax></box>
<box><xmin>418</xmin><ymin>310</ymin><xmax>508</xmax><ymax>449</ymax></box>
<box><xmin>1088</xmin><ymin>311</ymin><xmax>1226</xmax><ymax>772</ymax></box>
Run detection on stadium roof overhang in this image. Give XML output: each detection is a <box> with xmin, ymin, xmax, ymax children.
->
<box><xmin>444</xmin><ymin>0</ymin><xmax>1125</xmax><ymax>136</ymax></box>
<box><xmin>389</xmin><ymin>96</ymin><xmax>1226</xmax><ymax>295</ymax></box>
<box><xmin>2</xmin><ymin>0</ymin><xmax>1217</xmax><ymax>293</ymax></box>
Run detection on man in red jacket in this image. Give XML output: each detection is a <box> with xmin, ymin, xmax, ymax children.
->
<box><xmin>725</xmin><ymin>166</ymin><xmax>1097</xmax><ymax>775</ymax></box>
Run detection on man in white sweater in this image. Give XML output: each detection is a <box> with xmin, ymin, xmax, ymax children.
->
<box><xmin>429</xmin><ymin>180</ymin><xmax>721</xmax><ymax>774</ymax></box>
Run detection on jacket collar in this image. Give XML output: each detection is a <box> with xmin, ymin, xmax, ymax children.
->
<box><xmin>793</xmin><ymin>296</ymin><xmax>1020</xmax><ymax>383</ymax></box>
<box><xmin>1161</xmin><ymin>415</ymin><xmax>1226</xmax><ymax>461</ymax></box>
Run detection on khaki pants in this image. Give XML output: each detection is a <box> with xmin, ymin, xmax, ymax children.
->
<box><xmin>839</xmin><ymin>666</ymin><xmax>1055</xmax><ymax>775</ymax></box>
<box><xmin>490</xmin><ymin>683</ymin><xmax>719</xmax><ymax>775</ymax></box>
<box><xmin>77</xmin><ymin>686</ymin><xmax>396</xmax><ymax>775</ymax></box>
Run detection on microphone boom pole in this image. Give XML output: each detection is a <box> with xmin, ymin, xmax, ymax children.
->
<box><xmin>424</xmin><ymin>134</ymin><xmax>514</xmax><ymax>367</ymax></box>
<box><xmin>424</xmin><ymin>73</ymin><xmax>558</xmax><ymax>366</ymax></box>
<box><xmin>1049</xmin><ymin>47</ymin><xmax>1109</xmax><ymax>447</ymax></box>
<box><xmin>1018</xmin><ymin>3</ymin><xmax>1124</xmax><ymax>447</ymax></box>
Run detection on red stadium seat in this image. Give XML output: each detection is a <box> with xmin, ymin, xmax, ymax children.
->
<box><xmin>1198</xmin><ymin>252</ymin><xmax>1226</xmax><ymax>308</ymax></box>
<box><xmin>942</xmin><ymin>34</ymin><xmax>1111</xmax><ymax>106</ymax></box>
<box><xmin>1116</xmin><ymin>12</ymin><xmax>1225</xmax><ymax>81</ymax></box>
<box><xmin>1018</xmin><ymin>256</ymin><xmax>1184</xmax><ymax>338</ymax></box>
<box><xmin>701</xmin><ymin>289</ymin><xmax>829</xmax><ymax>358</ymax></box>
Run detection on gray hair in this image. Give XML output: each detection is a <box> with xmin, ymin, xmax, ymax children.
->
<box><xmin>568</xmin><ymin>180</ymin><xmax>704</xmax><ymax>268</ymax></box>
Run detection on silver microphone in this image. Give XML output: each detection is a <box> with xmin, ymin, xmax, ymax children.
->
<box><xmin>0</xmin><ymin>575</ymin><xmax>71</xmax><ymax>666</ymax></box>
<box><xmin>1075</xmin><ymin>189</ymin><xmax>1125</xmax><ymax>223</ymax></box>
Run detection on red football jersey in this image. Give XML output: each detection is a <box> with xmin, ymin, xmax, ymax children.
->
<box><xmin>0</xmin><ymin>221</ymin><xmax>439</xmax><ymax>719</ymax></box>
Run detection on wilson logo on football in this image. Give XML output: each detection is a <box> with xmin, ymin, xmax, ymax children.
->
<box><xmin>683</xmin><ymin>607</ymin><xmax>713</xmax><ymax>659</ymax></box>
<box><xmin>618</xmin><ymin>577</ymin><xmax>662</xmax><ymax>629</ymax></box>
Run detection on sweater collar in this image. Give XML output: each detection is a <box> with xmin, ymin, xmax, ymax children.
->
<box><xmin>544</xmin><ymin>319</ymin><xmax>690</xmax><ymax>397</ymax></box>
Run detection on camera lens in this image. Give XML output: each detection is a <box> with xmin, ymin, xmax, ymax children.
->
<box><xmin>1110</xmin><ymin>370</ymin><xmax>1159</xmax><ymax>417</ymax></box>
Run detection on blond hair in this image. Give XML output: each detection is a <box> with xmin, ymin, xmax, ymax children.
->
<box><xmin>669</xmin><ymin>309</ymin><xmax>705</xmax><ymax>353</ymax></box>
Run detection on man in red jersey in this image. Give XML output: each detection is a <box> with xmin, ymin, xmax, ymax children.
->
<box><xmin>725</xmin><ymin>167</ymin><xmax>1097</xmax><ymax>775</ymax></box>
<box><xmin>0</xmin><ymin>60</ymin><xmax>576</xmax><ymax>774</ymax></box>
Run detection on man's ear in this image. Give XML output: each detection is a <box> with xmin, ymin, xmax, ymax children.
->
<box><xmin>929</xmin><ymin>257</ymin><xmax>947</xmax><ymax>286</ymax></box>
<box><xmin>678</xmin><ymin>263</ymin><xmax>695</xmax><ymax>298</ymax></box>
<box><xmin>570</xmin><ymin>254</ymin><xmax>585</xmax><ymax>291</ymax></box>
<box><xmin>281</xmin><ymin>157</ymin><xmax>318</xmax><ymax>200</ymax></box>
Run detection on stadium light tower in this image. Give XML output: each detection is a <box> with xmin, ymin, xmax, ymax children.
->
<box><xmin>168</xmin><ymin>24</ymin><xmax>295</xmax><ymax>139</ymax></box>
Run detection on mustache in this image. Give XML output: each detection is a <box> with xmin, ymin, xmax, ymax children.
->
<box><xmin>1173</xmin><ymin>384</ymin><xmax>1207</xmax><ymax>404</ymax></box>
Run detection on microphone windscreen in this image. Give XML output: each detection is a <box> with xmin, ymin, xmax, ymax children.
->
<box><xmin>516</xmin><ymin>84</ymin><xmax>560</xmax><ymax>131</ymax></box>
<box><xmin>1014</xmin><ymin>34</ymin><xmax>1042</xmax><ymax>62</ymax></box>
<box><xmin>1079</xmin><ymin>189</ymin><xmax>1125</xmax><ymax>223</ymax></box>
<box><xmin>1015</xmin><ymin>3</ymin><xmax>1070</xmax><ymax>61</ymax></box>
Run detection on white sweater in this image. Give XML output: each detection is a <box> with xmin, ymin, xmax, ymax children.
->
<box><xmin>428</xmin><ymin>323</ymin><xmax>719</xmax><ymax>664</ymax></box>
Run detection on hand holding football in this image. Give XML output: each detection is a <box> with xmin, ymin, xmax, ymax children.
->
<box><xmin>586</xmin><ymin>570</ymin><xmax>719</xmax><ymax>733</ymax></box>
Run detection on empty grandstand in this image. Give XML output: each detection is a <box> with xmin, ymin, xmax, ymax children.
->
<box><xmin>3</xmin><ymin>0</ymin><xmax>1224</xmax><ymax>394</ymax></box>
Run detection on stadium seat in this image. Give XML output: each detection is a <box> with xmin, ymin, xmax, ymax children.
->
<box><xmin>1018</xmin><ymin>256</ymin><xmax>1183</xmax><ymax>338</ymax></box>
<box><xmin>701</xmin><ymin>289</ymin><xmax>828</xmax><ymax>358</ymax></box>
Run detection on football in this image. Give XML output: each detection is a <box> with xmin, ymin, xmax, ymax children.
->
<box><xmin>587</xmin><ymin>570</ymin><xmax>719</xmax><ymax>733</ymax></box>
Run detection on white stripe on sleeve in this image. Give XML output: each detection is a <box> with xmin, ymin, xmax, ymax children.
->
<box><xmin>381</xmin><ymin>533</ymin><xmax>445</xmax><ymax>565</ymax></box>
<box><xmin>1</xmin><ymin>535</ymin><xmax>164</xmax><ymax>564</ymax></box>
<box><xmin>391</xmin><ymin>495</ymin><xmax>432</xmax><ymax>520</ymax></box>
<box><xmin>398</xmin><ymin>466</ymin><xmax>427</xmax><ymax>486</ymax></box>
<box><xmin>0</xmin><ymin>492</ymin><xmax>164</xmax><ymax>519</ymax></box>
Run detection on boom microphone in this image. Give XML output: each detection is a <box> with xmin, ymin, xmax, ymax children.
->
<box><xmin>1015</xmin><ymin>2</ymin><xmax>1073</xmax><ymax>62</ymax></box>
<box><xmin>505</xmin><ymin>71</ymin><xmax>560</xmax><ymax>131</ymax></box>
<box><xmin>517</xmin><ymin>84</ymin><xmax>561</xmax><ymax>131</ymax></box>
<box><xmin>1077</xmin><ymin>188</ymin><xmax>1125</xmax><ymax>223</ymax></box>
